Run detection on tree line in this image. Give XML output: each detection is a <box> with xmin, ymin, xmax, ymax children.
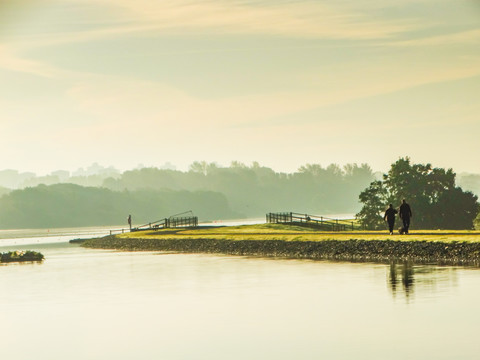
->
<box><xmin>0</xmin><ymin>159</ymin><xmax>478</xmax><ymax>230</ymax></box>
<box><xmin>0</xmin><ymin>184</ymin><xmax>237</xmax><ymax>229</ymax></box>
<box><xmin>102</xmin><ymin>161</ymin><xmax>375</xmax><ymax>216</ymax></box>
<box><xmin>0</xmin><ymin>162</ymin><xmax>375</xmax><ymax>229</ymax></box>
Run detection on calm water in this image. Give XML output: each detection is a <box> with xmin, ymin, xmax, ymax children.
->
<box><xmin>0</xmin><ymin>228</ymin><xmax>479</xmax><ymax>359</ymax></box>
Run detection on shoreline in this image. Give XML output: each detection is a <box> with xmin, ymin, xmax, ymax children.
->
<box><xmin>80</xmin><ymin>235</ymin><xmax>480</xmax><ymax>267</ymax></box>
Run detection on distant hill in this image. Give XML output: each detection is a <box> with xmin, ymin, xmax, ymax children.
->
<box><xmin>0</xmin><ymin>184</ymin><xmax>238</xmax><ymax>229</ymax></box>
<box><xmin>0</xmin><ymin>186</ymin><xmax>10</xmax><ymax>197</ymax></box>
<box><xmin>102</xmin><ymin>162</ymin><xmax>376</xmax><ymax>216</ymax></box>
<box><xmin>0</xmin><ymin>162</ymin><xmax>377</xmax><ymax>217</ymax></box>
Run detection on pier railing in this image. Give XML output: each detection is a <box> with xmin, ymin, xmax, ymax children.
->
<box><xmin>266</xmin><ymin>212</ymin><xmax>361</xmax><ymax>231</ymax></box>
<box><xmin>130</xmin><ymin>216</ymin><xmax>198</xmax><ymax>232</ymax></box>
<box><xmin>109</xmin><ymin>228</ymin><xmax>130</xmax><ymax>236</ymax></box>
<box><xmin>108</xmin><ymin>212</ymin><xmax>198</xmax><ymax>235</ymax></box>
<box><xmin>166</xmin><ymin>216</ymin><xmax>198</xmax><ymax>228</ymax></box>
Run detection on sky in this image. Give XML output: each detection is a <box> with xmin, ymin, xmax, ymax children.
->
<box><xmin>0</xmin><ymin>0</ymin><xmax>479</xmax><ymax>175</ymax></box>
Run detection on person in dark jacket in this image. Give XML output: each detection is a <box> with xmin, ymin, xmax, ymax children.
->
<box><xmin>384</xmin><ymin>204</ymin><xmax>398</xmax><ymax>235</ymax></box>
<box><xmin>399</xmin><ymin>199</ymin><xmax>412</xmax><ymax>234</ymax></box>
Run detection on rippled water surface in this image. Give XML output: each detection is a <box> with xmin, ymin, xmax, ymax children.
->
<box><xmin>0</xmin><ymin>228</ymin><xmax>479</xmax><ymax>359</ymax></box>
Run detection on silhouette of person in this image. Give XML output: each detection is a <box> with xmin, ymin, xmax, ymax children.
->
<box><xmin>384</xmin><ymin>204</ymin><xmax>398</xmax><ymax>235</ymax></box>
<box><xmin>399</xmin><ymin>199</ymin><xmax>412</xmax><ymax>234</ymax></box>
<box><xmin>127</xmin><ymin>214</ymin><xmax>132</xmax><ymax>230</ymax></box>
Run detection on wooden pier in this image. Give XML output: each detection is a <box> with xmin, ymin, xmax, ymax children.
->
<box><xmin>132</xmin><ymin>216</ymin><xmax>198</xmax><ymax>232</ymax></box>
<box><xmin>109</xmin><ymin>211</ymin><xmax>198</xmax><ymax>235</ymax></box>
<box><xmin>266</xmin><ymin>212</ymin><xmax>361</xmax><ymax>231</ymax></box>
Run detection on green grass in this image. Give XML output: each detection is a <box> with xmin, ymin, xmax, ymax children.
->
<box><xmin>117</xmin><ymin>224</ymin><xmax>480</xmax><ymax>243</ymax></box>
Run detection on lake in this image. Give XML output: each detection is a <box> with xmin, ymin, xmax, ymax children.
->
<box><xmin>0</xmin><ymin>227</ymin><xmax>479</xmax><ymax>359</ymax></box>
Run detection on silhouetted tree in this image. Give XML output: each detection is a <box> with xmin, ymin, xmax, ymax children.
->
<box><xmin>357</xmin><ymin>157</ymin><xmax>479</xmax><ymax>229</ymax></box>
<box><xmin>356</xmin><ymin>180</ymin><xmax>387</xmax><ymax>229</ymax></box>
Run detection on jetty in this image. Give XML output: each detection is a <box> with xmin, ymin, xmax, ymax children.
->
<box><xmin>266</xmin><ymin>212</ymin><xmax>360</xmax><ymax>231</ymax></box>
<box><xmin>110</xmin><ymin>211</ymin><xmax>198</xmax><ymax>235</ymax></box>
<box><xmin>132</xmin><ymin>216</ymin><xmax>199</xmax><ymax>232</ymax></box>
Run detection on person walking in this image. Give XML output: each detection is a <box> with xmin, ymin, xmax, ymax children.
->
<box><xmin>399</xmin><ymin>199</ymin><xmax>412</xmax><ymax>234</ymax></box>
<box><xmin>127</xmin><ymin>214</ymin><xmax>132</xmax><ymax>231</ymax></box>
<box><xmin>384</xmin><ymin>204</ymin><xmax>398</xmax><ymax>235</ymax></box>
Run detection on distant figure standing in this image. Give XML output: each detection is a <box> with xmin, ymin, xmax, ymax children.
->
<box><xmin>127</xmin><ymin>214</ymin><xmax>132</xmax><ymax>230</ymax></box>
<box><xmin>384</xmin><ymin>204</ymin><xmax>398</xmax><ymax>235</ymax></box>
<box><xmin>399</xmin><ymin>199</ymin><xmax>412</xmax><ymax>234</ymax></box>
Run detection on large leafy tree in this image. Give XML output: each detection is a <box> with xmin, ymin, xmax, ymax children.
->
<box><xmin>356</xmin><ymin>180</ymin><xmax>387</xmax><ymax>230</ymax></box>
<box><xmin>357</xmin><ymin>157</ymin><xmax>479</xmax><ymax>230</ymax></box>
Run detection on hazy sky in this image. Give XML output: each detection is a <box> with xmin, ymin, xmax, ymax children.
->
<box><xmin>1</xmin><ymin>0</ymin><xmax>479</xmax><ymax>175</ymax></box>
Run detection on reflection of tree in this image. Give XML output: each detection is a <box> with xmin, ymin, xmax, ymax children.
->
<box><xmin>388</xmin><ymin>262</ymin><xmax>458</xmax><ymax>301</ymax></box>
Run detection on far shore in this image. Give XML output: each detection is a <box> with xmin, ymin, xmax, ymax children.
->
<box><xmin>76</xmin><ymin>224</ymin><xmax>480</xmax><ymax>267</ymax></box>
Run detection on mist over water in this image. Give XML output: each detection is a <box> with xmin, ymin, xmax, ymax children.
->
<box><xmin>0</xmin><ymin>229</ymin><xmax>479</xmax><ymax>359</ymax></box>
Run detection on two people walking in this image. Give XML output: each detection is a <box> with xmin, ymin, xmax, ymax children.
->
<box><xmin>384</xmin><ymin>199</ymin><xmax>412</xmax><ymax>235</ymax></box>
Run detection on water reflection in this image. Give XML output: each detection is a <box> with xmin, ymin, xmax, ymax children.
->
<box><xmin>0</xmin><ymin>240</ymin><xmax>479</xmax><ymax>359</ymax></box>
<box><xmin>388</xmin><ymin>262</ymin><xmax>458</xmax><ymax>300</ymax></box>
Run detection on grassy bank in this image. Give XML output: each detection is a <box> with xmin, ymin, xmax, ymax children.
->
<box><xmin>115</xmin><ymin>223</ymin><xmax>480</xmax><ymax>243</ymax></box>
<box><xmin>79</xmin><ymin>224</ymin><xmax>480</xmax><ymax>266</ymax></box>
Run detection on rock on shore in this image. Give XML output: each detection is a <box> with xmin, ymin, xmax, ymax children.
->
<box><xmin>1</xmin><ymin>250</ymin><xmax>44</xmax><ymax>263</ymax></box>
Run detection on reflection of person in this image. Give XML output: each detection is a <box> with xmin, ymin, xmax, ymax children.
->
<box><xmin>127</xmin><ymin>214</ymin><xmax>132</xmax><ymax>230</ymax></box>
<box><xmin>399</xmin><ymin>199</ymin><xmax>412</xmax><ymax>234</ymax></box>
<box><xmin>384</xmin><ymin>204</ymin><xmax>398</xmax><ymax>235</ymax></box>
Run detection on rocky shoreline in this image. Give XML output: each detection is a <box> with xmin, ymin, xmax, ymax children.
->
<box><xmin>80</xmin><ymin>236</ymin><xmax>480</xmax><ymax>267</ymax></box>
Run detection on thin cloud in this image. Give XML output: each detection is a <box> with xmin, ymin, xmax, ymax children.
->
<box><xmin>390</xmin><ymin>29</ymin><xmax>480</xmax><ymax>47</ymax></box>
<box><xmin>0</xmin><ymin>44</ymin><xmax>60</xmax><ymax>77</ymax></box>
<box><xmin>105</xmin><ymin>0</ymin><xmax>416</xmax><ymax>39</ymax></box>
<box><xmin>0</xmin><ymin>0</ymin><xmax>420</xmax><ymax>76</ymax></box>
<box><xmin>13</xmin><ymin>0</ymin><xmax>418</xmax><ymax>50</ymax></box>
